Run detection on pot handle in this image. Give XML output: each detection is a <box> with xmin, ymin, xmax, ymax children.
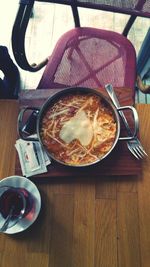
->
<box><xmin>18</xmin><ymin>107</ymin><xmax>40</xmax><ymax>141</ymax></box>
<box><xmin>117</xmin><ymin>106</ymin><xmax>139</xmax><ymax>141</ymax></box>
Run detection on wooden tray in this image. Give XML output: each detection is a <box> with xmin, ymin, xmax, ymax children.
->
<box><xmin>15</xmin><ymin>88</ymin><xmax>142</xmax><ymax>178</ymax></box>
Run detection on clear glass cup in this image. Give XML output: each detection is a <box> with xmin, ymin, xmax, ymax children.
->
<box><xmin>0</xmin><ymin>185</ymin><xmax>34</xmax><ymax>232</ymax></box>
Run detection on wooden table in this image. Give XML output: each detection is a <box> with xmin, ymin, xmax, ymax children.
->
<box><xmin>0</xmin><ymin>99</ymin><xmax>150</xmax><ymax>267</ymax></box>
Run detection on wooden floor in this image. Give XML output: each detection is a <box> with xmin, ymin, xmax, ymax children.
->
<box><xmin>0</xmin><ymin>1</ymin><xmax>150</xmax><ymax>101</ymax></box>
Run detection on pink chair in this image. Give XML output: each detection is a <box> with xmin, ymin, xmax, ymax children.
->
<box><xmin>12</xmin><ymin>0</ymin><xmax>149</xmax><ymax>94</ymax></box>
<box><xmin>37</xmin><ymin>27</ymin><xmax>136</xmax><ymax>90</ymax></box>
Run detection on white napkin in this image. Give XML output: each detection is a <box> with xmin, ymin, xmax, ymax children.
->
<box><xmin>15</xmin><ymin>138</ymin><xmax>51</xmax><ymax>178</ymax></box>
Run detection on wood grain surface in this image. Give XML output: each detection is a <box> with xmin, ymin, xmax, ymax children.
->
<box><xmin>0</xmin><ymin>101</ymin><xmax>149</xmax><ymax>267</ymax></box>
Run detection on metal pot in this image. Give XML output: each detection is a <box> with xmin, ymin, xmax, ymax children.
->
<box><xmin>18</xmin><ymin>87</ymin><xmax>139</xmax><ymax>167</ymax></box>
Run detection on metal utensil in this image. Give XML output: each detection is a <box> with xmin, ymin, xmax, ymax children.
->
<box><xmin>105</xmin><ymin>84</ymin><xmax>147</xmax><ymax>159</ymax></box>
<box><xmin>18</xmin><ymin>87</ymin><xmax>140</xmax><ymax>166</ymax></box>
<box><xmin>0</xmin><ymin>206</ymin><xmax>15</xmax><ymax>232</ymax></box>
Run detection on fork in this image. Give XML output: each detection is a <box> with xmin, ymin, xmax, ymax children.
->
<box><xmin>105</xmin><ymin>84</ymin><xmax>148</xmax><ymax>159</ymax></box>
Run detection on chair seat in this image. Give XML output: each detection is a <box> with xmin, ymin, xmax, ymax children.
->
<box><xmin>37</xmin><ymin>27</ymin><xmax>136</xmax><ymax>93</ymax></box>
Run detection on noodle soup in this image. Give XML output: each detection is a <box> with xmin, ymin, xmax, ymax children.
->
<box><xmin>40</xmin><ymin>92</ymin><xmax>117</xmax><ymax>166</ymax></box>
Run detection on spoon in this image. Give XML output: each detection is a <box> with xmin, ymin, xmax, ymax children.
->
<box><xmin>0</xmin><ymin>206</ymin><xmax>15</xmax><ymax>232</ymax></box>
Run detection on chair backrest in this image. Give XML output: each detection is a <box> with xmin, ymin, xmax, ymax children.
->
<box><xmin>12</xmin><ymin>0</ymin><xmax>149</xmax><ymax>73</ymax></box>
<box><xmin>35</xmin><ymin>0</ymin><xmax>150</xmax><ymax>18</ymax></box>
<box><xmin>74</xmin><ymin>0</ymin><xmax>150</xmax><ymax>18</ymax></box>
<box><xmin>37</xmin><ymin>27</ymin><xmax>136</xmax><ymax>90</ymax></box>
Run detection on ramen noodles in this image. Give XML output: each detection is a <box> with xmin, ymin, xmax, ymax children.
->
<box><xmin>40</xmin><ymin>92</ymin><xmax>117</xmax><ymax>165</ymax></box>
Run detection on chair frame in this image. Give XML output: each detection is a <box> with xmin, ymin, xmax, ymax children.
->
<box><xmin>12</xmin><ymin>0</ymin><xmax>150</xmax><ymax>72</ymax></box>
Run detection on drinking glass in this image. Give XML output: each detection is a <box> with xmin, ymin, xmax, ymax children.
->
<box><xmin>0</xmin><ymin>185</ymin><xmax>33</xmax><ymax>232</ymax></box>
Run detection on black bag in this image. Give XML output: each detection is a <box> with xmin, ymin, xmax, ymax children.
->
<box><xmin>0</xmin><ymin>46</ymin><xmax>19</xmax><ymax>99</ymax></box>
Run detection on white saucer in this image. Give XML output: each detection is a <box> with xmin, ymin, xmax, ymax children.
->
<box><xmin>0</xmin><ymin>176</ymin><xmax>41</xmax><ymax>234</ymax></box>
